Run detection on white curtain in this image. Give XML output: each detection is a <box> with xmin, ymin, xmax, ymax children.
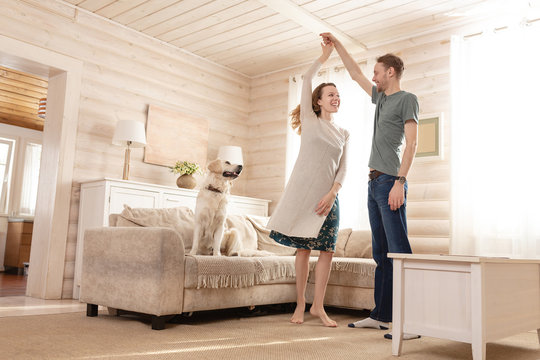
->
<box><xmin>450</xmin><ymin>24</ymin><xmax>540</xmax><ymax>257</ymax></box>
<box><xmin>287</xmin><ymin>64</ymin><xmax>375</xmax><ymax>230</ymax></box>
<box><xmin>20</xmin><ymin>142</ymin><xmax>41</xmax><ymax>215</ymax></box>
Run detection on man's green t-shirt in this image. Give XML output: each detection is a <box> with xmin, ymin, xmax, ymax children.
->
<box><xmin>368</xmin><ymin>86</ymin><xmax>419</xmax><ymax>176</ymax></box>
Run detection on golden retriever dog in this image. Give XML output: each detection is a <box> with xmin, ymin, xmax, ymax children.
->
<box><xmin>190</xmin><ymin>159</ymin><xmax>243</xmax><ymax>256</ymax></box>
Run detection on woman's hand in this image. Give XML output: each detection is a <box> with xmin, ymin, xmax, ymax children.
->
<box><xmin>320</xmin><ymin>32</ymin><xmax>336</xmax><ymax>46</ymax></box>
<box><xmin>316</xmin><ymin>191</ymin><xmax>336</xmax><ymax>216</ymax></box>
<box><xmin>319</xmin><ymin>42</ymin><xmax>334</xmax><ymax>63</ymax></box>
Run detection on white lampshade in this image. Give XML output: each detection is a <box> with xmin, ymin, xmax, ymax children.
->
<box><xmin>112</xmin><ymin>120</ymin><xmax>146</xmax><ymax>148</ymax></box>
<box><xmin>218</xmin><ymin>145</ymin><xmax>243</xmax><ymax>165</ymax></box>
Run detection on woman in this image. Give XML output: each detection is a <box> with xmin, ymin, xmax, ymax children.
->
<box><xmin>267</xmin><ymin>42</ymin><xmax>349</xmax><ymax>327</ymax></box>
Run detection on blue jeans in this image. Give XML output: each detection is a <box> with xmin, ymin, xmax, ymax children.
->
<box><xmin>367</xmin><ymin>173</ymin><xmax>411</xmax><ymax>322</ymax></box>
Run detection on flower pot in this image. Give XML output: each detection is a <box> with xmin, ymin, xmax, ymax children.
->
<box><xmin>176</xmin><ymin>174</ymin><xmax>196</xmax><ymax>189</ymax></box>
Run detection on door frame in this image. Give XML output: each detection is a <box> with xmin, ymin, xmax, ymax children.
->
<box><xmin>0</xmin><ymin>34</ymin><xmax>82</xmax><ymax>299</ymax></box>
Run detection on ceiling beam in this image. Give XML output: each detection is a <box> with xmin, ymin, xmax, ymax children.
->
<box><xmin>257</xmin><ymin>0</ymin><xmax>367</xmax><ymax>52</ymax></box>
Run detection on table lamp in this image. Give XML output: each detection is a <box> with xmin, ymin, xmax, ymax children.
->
<box><xmin>112</xmin><ymin>120</ymin><xmax>146</xmax><ymax>180</ymax></box>
<box><xmin>217</xmin><ymin>145</ymin><xmax>243</xmax><ymax>165</ymax></box>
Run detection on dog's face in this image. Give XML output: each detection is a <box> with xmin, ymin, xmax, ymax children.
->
<box><xmin>207</xmin><ymin>159</ymin><xmax>243</xmax><ymax>180</ymax></box>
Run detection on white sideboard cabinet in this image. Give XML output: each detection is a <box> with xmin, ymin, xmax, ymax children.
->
<box><xmin>73</xmin><ymin>178</ymin><xmax>271</xmax><ymax>299</ymax></box>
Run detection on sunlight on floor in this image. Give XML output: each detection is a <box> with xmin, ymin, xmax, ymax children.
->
<box><xmin>78</xmin><ymin>337</ymin><xmax>333</xmax><ymax>359</ymax></box>
<box><xmin>0</xmin><ymin>296</ymin><xmax>87</xmax><ymax>317</ymax></box>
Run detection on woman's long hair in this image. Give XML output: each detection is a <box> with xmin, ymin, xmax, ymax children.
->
<box><xmin>290</xmin><ymin>82</ymin><xmax>337</xmax><ymax>135</ymax></box>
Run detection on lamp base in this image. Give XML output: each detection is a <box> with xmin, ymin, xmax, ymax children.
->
<box><xmin>122</xmin><ymin>147</ymin><xmax>131</xmax><ymax>180</ymax></box>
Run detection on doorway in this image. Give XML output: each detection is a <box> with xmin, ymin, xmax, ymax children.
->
<box><xmin>0</xmin><ymin>34</ymin><xmax>82</xmax><ymax>299</ymax></box>
<box><xmin>0</xmin><ymin>64</ymin><xmax>46</xmax><ymax>296</ymax></box>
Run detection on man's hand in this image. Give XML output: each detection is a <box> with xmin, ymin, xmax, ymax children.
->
<box><xmin>320</xmin><ymin>32</ymin><xmax>336</xmax><ymax>45</ymax></box>
<box><xmin>320</xmin><ymin>32</ymin><xmax>372</xmax><ymax>95</ymax></box>
<box><xmin>388</xmin><ymin>183</ymin><xmax>405</xmax><ymax>211</ymax></box>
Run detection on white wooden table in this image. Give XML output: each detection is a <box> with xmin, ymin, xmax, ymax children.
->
<box><xmin>389</xmin><ymin>253</ymin><xmax>540</xmax><ymax>360</ymax></box>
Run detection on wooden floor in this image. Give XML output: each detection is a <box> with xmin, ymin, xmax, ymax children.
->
<box><xmin>0</xmin><ymin>272</ymin><xmax>27</xmax><ymax>297</ymax></box>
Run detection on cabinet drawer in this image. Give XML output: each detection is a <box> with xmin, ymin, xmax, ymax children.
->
<box><xmin>109</xmin><ymin>186</ymin><xmax>160</xmax><ymax>214</ymax></box>
<box><xmin>21</xmin><ymin>234</ymin><xmax>32</xmax><ymax>246</ymax></box>
<box><xmin>228</xmin><ymin>202</ymin><xmax>268</xmax><ymax>217</ymax></box>
<box><xmin>4</xmin><ymin>245</ymin><xmax>19</xmax><ymax>267</ymax></box>
<box><xmin>23</xmin><ymin>222</ymin><xmax>33</xmax><ymax>234</ymax></box>
<box><xmin>18</xmin><ymin>245</ymin><xmax>31</xmax><ymax>267</ymax></box>
<box><xmin>162</xmin><ymin>192</ymin><xmax>197</xmax><ymax>210</ymax></box>
<box><xmin>8</xmin><ymin>222</ymin><xmax>23</xmax><ymax>233</ymax></box>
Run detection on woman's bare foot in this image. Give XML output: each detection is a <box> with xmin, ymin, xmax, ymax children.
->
<box><xmin>310</xmin><ymin>306</ymin><xmax>337</xmax><ymax>327</ymax></box>
<box><xmin>290</xmin><ymin>303</ymin><xmax>305</xmax><ymax>324</ymax></box>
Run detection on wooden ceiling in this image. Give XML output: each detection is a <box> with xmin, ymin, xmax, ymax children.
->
<box><xmin>0</xmin><ymin>66</ymin><xmax>46</xmax><ymax>131</ymax></box>
<box><xmin>64</xmin><ymin>0</ymin><xmax>540</xmax><ymax>77</ymax></box>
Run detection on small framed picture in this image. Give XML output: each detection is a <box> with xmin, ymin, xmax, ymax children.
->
<box><xmin>415</xmin><ymin>113</ymin><xmax>443</xmax><ymax>160</ymax></box>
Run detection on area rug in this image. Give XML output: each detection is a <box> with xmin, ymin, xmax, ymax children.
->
<box><xmin>0</xmin><ymin>307</ymin><xmax>538</xmax><ymax>359</ymax></box>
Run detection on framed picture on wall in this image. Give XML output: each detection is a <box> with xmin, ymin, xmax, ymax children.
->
<box><xmin>415</xmin><ymin>113</ymin><xmax>443</xmax><ymax>160</ymax></box>
<box><xmin>144</xmin><ymin>104</ymin><xmax>209</xmax><ymax>169</ymax></box>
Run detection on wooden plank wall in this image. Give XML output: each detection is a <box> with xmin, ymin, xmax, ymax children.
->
<box><xmin>0</xmin><ymin>65</ymin><xmax>46</xmax><ymax>131</ymax></box>
<box><xmin>0</xmin><ymin>0</ymin><xmax>251</xmax><ymax>298</ymax></box>
<box><xmin>247</xmin><ymin>27</ymin><xmax>476</xmax><ymax>254</ymax></box>
<box><xmin>1</xmin><ymin>1</ymin><xmax>496</xmax><ymax>298</ymax></box>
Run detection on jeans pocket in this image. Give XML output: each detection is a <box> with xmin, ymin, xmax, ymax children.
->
<box><xmin>378</xmin><ymin>177</ymin><xmax>395</xmax><ymax>186</ymax></box>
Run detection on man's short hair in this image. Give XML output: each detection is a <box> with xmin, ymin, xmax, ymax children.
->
<box><xmin>376</xmin><ymin>54</ymin><xmax>404</xmax><ymax>79</ymax></box>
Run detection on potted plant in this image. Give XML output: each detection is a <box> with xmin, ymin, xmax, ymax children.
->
<box><xmin>170</xmin><ymin>161</ymin><xmax>201</xmax><ymax>189</ymax></box>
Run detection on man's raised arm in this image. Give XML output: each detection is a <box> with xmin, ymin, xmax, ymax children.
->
<box><xmin>320</xmin><ymin>32</ymin><xmax>372</xmax><ymax>95</ymax></box>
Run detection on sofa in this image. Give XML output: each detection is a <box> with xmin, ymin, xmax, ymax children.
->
<box><xmin>80</xmin><ymin>206</ymin><xmax>445</xmax><ymax>330</ymax></box>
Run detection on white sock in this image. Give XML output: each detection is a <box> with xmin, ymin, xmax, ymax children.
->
<box><xmin>348</xmin><ymin>317</ymin><xmax>389</xmax><ymax>329</ymax></box>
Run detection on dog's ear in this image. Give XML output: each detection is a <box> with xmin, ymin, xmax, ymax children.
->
<box><xmin>207</xmin><ymin>159</ymin><xmax>222</xmax><ymax>174</ymax></box>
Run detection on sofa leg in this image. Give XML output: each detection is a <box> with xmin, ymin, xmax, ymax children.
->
<box><xmin>87</xmin><ymin>304</ymin><xmax>98</xmax><ymax>317</ymax></box>
<box><xmin>151</xmin><ymin>315</ymin><xmax>168</xmax><ymax>330</ymax></box>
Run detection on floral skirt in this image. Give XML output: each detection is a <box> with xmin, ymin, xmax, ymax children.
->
<box><xmin>269</xmin><ymin>197</ymin><xmax>339</xmax><ymax>252</ymax></box>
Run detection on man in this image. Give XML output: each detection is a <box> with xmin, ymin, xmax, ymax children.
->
<box><xmin>320</xmin><ymin>33</ymin><xmax>419</xmax><ymax>340</ymax></box>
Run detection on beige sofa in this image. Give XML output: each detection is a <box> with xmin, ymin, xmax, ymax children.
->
<box><xmin>80</xmin><ymin>206</ymin><xmax>444</xmax><ymax>330</ymax></box>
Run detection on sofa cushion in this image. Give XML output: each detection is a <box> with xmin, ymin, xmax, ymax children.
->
<box><xmin>344</xmin><ymin>230</ymin><xmax>372</xmax><ymax>258</ymax></box>
<box><xmin>335</xmin><ymin>228</ymin><xmax>352</xmax><ymax>257</ymax></box>
<box><xmin>308</xmin><ymin>257</ymin><xmax>376</xmax><ymax>288</ymax></box>
<box><xmin>115</xmin><ymin>216</ymin><xmax>142</xmax><ymax>227</ymax></box>
<box><xmin>119</xmin><ymin>205</ymin><xmax>195</xmax><ymax>250</ymax></box>
<box><xmin>184</xmin><ymin>255</ymin><xmax>296</xmax><ymax>289</ymax></box>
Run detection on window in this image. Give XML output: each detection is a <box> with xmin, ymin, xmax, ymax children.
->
<box><xmin>0</xmin><ymin>137</ymin><xmax>15</xmax><ymax>214</ymax></box>
<box><xmin>19</xmin><ymin>142</ymin><xmax>42</xmax><ymax>215</ymax></box>
<box><xmin>450</xmin><ymin>24</ymin><xmax>540</xmax><ymax>257</ymax></box>
<box><xmin>0</xmin><ymin>124</ymin><xmax>43</xmax><ymax>217</ymax></box>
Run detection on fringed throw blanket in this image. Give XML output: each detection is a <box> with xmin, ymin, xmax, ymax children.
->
<box><xmin>310</xmin><ymin>258</ymin><xmax>376</xmax><ymax>278</ymax></box>
<box><xmin>191</xmin><ymin>255</ymin><xmax>296</xmax><ymax>289</ymax></box>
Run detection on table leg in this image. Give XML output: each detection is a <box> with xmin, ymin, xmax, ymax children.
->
<box><xmin>392</xmin><ymin>258</ymin><xmax>404</xmax><ymax>356</ymax></box>
<box><xmin>471</xmin><ymin>263</ymin><xmax>486</xmax><ymax>360</ymax></box>
<box><xmin>471</xmin><ymin>341</ymin><xmax>486</xmax><ymax>360</ymax></box>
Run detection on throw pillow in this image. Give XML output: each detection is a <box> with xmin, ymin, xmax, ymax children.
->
<box><xmin>119</xmin><ymin>205</ymin><xmax>195</xmax><ymax>250</ymax></box>
<box><xmin>335</xmin><ymin>228</ymin><xmax>352</xmax><ymax>257</ymax></box>
<box><xmin>344</xmin><ymin>230</ymin><xmax>372</xmax><ymax>258</ymax></box>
